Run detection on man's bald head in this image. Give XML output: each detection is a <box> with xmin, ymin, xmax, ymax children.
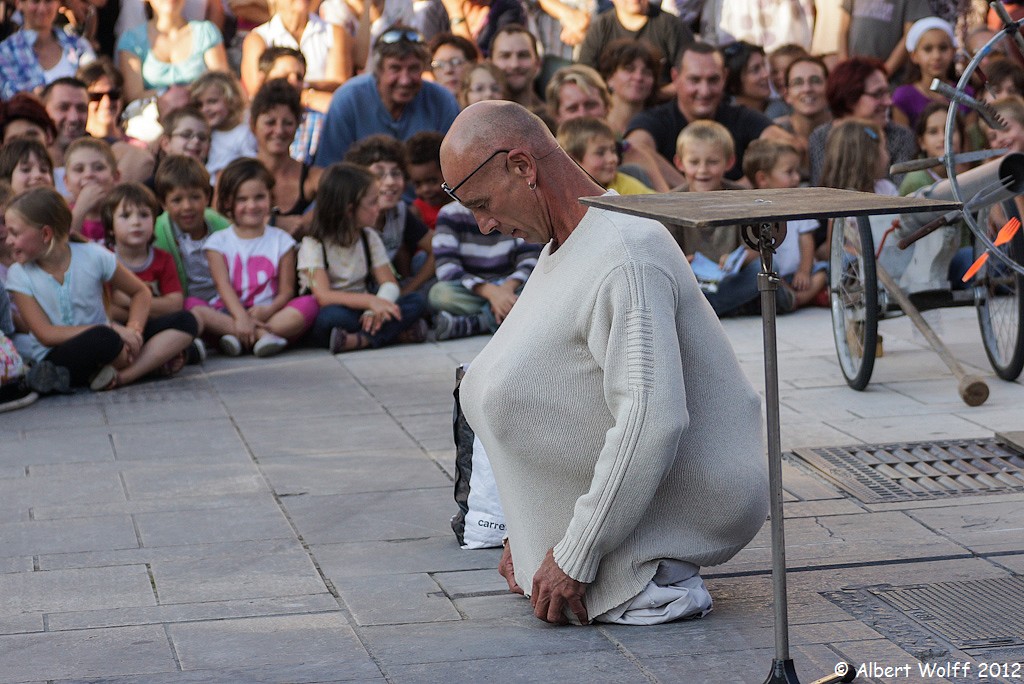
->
<box><xmin>442</xmin><ymin>100</ymin><xmax>555</xmax><ymax>172</ymax></box>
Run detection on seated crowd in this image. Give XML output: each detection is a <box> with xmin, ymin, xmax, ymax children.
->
<box><xmin>0</xmin><ymin>0</ymin><xmax>1017</xmax><ymax>408</ymax></box>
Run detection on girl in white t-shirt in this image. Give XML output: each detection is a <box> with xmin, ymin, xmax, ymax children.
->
<box><xmin>205</xmin><ymin>158</ymin><xmax>318</xmax><ymax>357</ymax></box>
<box><xmin>4</xmin><ymin>187</ymin><xmax>196</xmax><ymax>391</ymax></box>
<box><xmin>298</xmin><ymin>162</ymin><xmax>427</xmax><ymax>353</ymax></box>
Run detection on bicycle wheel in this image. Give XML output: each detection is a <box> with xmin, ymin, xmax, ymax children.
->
<box><xmin>830</xmin><ymin>215</ymin><xmax>878</xmax><ymax>390</ymax></box>
<box><xmin>975</xmin><ymin>220</ymin><xmax>1024</xmax><ymax>381</ymax></box>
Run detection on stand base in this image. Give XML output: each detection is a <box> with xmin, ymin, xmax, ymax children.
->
<box><xmin>762</xmin><ymin>659</ymin><xmax>856</xmax><ymax>684</ymax></box>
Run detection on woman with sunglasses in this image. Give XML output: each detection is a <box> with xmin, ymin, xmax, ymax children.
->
<box><xmin>116</xmin><ymin>0</ymin><xmax>229</xmax><ymax>105</ymax></box>
<box><xmin>77</xmin><ymin>59</ymin><xmax>132</xmax><ymax>147</ymax></box>
<box><xmin>0</xmin><ymin>0</ymin><xmax>96</xmax><ymax>100</ymax></box>
<box><xmin>807</xmin><ymin>56</ymin><xmax>917</xmax><ymax>187</ymax></box>
<box><xmin>241</xmin><ymin>0</ymin><xmax>351</xmax><ymax>113</ymax></box>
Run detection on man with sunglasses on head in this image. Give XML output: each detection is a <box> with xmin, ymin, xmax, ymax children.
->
<box><xmin>314</xmin><ymin>26</ymin><xmax>459</xmax><ymax>168</ymax></box>
<box><xmin>444</xmin><ymin>100</ymin><xmax>768</xmax><ymax>627</ymax></box>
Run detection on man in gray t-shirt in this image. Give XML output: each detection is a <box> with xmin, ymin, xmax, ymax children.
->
<box><xmin>839</xmin><ymin>0</ymin><xmax>930</xmax><ymax>79</ymax></box>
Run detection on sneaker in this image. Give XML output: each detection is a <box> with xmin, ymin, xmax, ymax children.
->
<box><xmin>433</xmin><ymin>312</ymin><xmax>483</xmax><ymax>341</ymax></box>
<box><xmin>775</xmin><ymin>285</ymin><xmax>797</xmax><ymax>314</ymax></box>
<box><xmin>89</xmin><ymin>365</ymin><xmax>119</xmax><ymax>391</ymax></box>
<box><xmin>0</xmin><ymin>380</ymin><xmax>39</xmax><ymax>413</ymax></box>
<box><xmin>186</xmin><ymin>338</ymin><xmax>207</xmax><ymax>365</ymax></box>
<box><xmin>219</xmin><ymin>335</ymin><xmax>243</xmax><ymax>357</ymax></box>
<box><xmin>253</xmin><ymin>333</ymin><xmax>287</xmax><ymax>358</ymax></box>
<box><xmin>26</xmin><ymin>360</ymin><xmax>72</xmax><ymax>395</ymax></box>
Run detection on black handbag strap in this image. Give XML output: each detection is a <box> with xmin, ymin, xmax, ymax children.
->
<box><xmin>360</xmin><ymin>228</ymin><xmax>375</xmax><ymax>291</ymax></box>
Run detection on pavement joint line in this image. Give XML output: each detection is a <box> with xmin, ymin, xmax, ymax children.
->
<box><xmin>145</xmin><ymin>562</ymin><xmax>160</xmax><ymax>604</ymax></box>
<box><xmin>595</xmin><ymin>625</ymin><xmax>663</xmax><ymax>683</ymax></box>
<box><xmin>704</xmin><ymin>552</ymin><xmax>982</xmax><ymax>578</ymax></box>
<box><xmin>162</xmin><ymin>621</ymin><xmax>184</xmax><ymax>672</ymax></box>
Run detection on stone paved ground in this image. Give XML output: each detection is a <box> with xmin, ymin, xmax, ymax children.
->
<box><xmin>1</xmin><ymin>306</ymin><xmax>1022</xmax><ymax>683</ymax></box>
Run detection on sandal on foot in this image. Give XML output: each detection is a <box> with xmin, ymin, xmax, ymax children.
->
<box><xmin>89</xmin><ymin>365</ymin><xmax>120</xmax><ymax>391</ymax></box>
<box><xmin>395</xmin><ymin>318</ymin><xmax>428</xmax><ymax>345</ymax></box>
<box><xmin>328</xmin><ymin>328</ymin><xmax>369</xmax><ymax>354</ymax></box>
<box><xmin>159</xmin><ymin>351</ymin><xmax>187</xmax><ymax>377</ymax></box>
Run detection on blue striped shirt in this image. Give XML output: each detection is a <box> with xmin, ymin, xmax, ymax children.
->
<box><xmin>433</xmin><ymin>202</ymin><xmax>541</xmax><ymax>292</ymax></box>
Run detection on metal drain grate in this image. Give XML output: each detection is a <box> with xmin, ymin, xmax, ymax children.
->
<box><xmin>871</xmin><ymin>577</ymin><xmax>1024</xmax><ymax>649</ymax></box>
<box><xmin>790</xmin><ymin>438</ymin><xmax>1024</xmax><ymax>503</ymax></box>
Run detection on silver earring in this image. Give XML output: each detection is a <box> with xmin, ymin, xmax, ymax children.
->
<box><xmin>528</xmin><ymin>181</ymin><xmax>536</xmax><ymax>190</ymax></box>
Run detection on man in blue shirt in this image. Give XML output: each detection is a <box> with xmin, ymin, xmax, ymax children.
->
<box><xmin>314</xmin><ymin>27</ymin><xmax>460</xmax><ymax>168</ymax></box>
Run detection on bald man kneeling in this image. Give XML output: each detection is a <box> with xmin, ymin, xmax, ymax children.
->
<box><xmin>446</xmin><ymin>101</ymin><xmax>769</xmax><ymax>625</ymax></box>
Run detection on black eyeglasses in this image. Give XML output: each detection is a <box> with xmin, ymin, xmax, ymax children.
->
<box><xmin>441</xmin><ymin>149</ymin><xmax>510</xmax><ymax>204</ymax></box>
<box><xmin>377</xmin><ymin>29</ymin><xmax>423</xmax><ymax>47</ymax></box>
<box><xmin>88</xmin><ymin>88</ymin><xmax>122</xmax><ymax>102</ymax></box>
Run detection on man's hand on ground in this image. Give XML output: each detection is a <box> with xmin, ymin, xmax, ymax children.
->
<box><xmin>498</xmin><ymin>542</ymin><xmax>524</xmax><ymax>595</ymax></box>
<box><xmin>530</xmin><ymin>549</ymin><xmax>588</xmax><ymax>625</ymax></box>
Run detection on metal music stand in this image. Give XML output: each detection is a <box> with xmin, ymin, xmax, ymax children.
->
<box><xmin>580</xmin><ymin>188</ymin><xmax>960</xmax><ymax>684</ymax></box>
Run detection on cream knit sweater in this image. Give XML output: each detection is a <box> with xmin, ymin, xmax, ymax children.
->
<box><xmin>460</xmin><ymin>204</ymin><xmax>770</xmax><ymax>619</ymax></box>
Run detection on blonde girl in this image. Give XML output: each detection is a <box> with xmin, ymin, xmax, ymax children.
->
<box><xmin>4</xmin><ymin>187</ymin><xmax>195</xmax><ymax>391</ymax></box>
<box><xmin>205</xmin><ymin>157</ymin><xmax>318</xmax><ymax>357</ymax></box>
<box><xmin>298</xmin><ymin>162</ymin><xmax>427</xmax><ymax>353</ymax></box>
<box><xmin>818</xmin><ymin>120</ymin><xmax>893</xmax><ymax>260</ymax></box>
<box><xmin>190</xmin><ymin>71</ymin><xmax>257</xmax><ymax>180</ymax></box>
<box><xmin>820</xmin><ymin>119</ymin><xmax>893</xmax><ymax>196</ymax></box>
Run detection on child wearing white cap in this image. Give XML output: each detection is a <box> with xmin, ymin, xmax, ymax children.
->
<box><xmin>891</xmin><ymin>17</ymin><xmax>965</xmax><ymax>129</ymax></box>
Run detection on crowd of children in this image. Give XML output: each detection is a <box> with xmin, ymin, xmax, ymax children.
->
<box><xmin>3</xmin><ymin>2</ymin><xmax>1023</xmax><ymax>412</ymax></box>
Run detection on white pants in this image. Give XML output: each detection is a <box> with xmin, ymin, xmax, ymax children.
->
<box><xmin>594</xmin><ymin>560</ymin><xmax>713</xmax><ymax>625</ymax></box>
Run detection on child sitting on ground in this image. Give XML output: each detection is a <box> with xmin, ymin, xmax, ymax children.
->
<box><xmin>345</xmin><ymin>135</ymin><xmax>436</xmax><ymax>296</ymax></box>
<box><xmin>157</xmin><ymin>107</ymin><xmax>212</xmax><ymax>167</ymax></box>
<box><xmin>405</xmin><ymin>131</ymin><xmax>452</xmax><ymax>231</ymax></box>
<box><xmin>101</xmin><ymin>182</ymin><xmax>202</xmax><ymax>371</ymax></box>
<box><xmin>64</xmin><ymin>138</ymin><xmax>120</xmax><ymax>242</ymax></box>
<box><xmin>429</xmin><ymin>203</ymin><xmax>542</xmax><ymax>341</ymax></box>
<box><xmin>818</xmin><ymin>119</ymin><xmax>896</xmax><ymax>261</ymax></box>
<box><xmin>670</xmin><ymin>120</ymin><xmax>747</xmax><ymax>264</ymax></box>
<box><xmin>299</xmin><ymin>162</ymin><xmax>428</xmax><ymax>352</ymax></box>
<box><xmin>5</xmin><ymin>187</ymin><xmax>196</xmax><ymax>392</ymax></box>
<box><xmin>204</xmin><ymin>158</ymin><xmax>318</xmax><ymax>357</ymax></box>
<box><xmin>153</xmin><ymin>154</ymin><xmax>241</xmax><ymax>356</ymax></box>
<box><xmin>0</xmin><ymin>138</ymin><xmax>55</xmax><ymax>195</ymax></box>
<box><xmin>745</xmin><ymin>139</ymin><xmax>827</xmax><ymax>309</ymax></box>
<box><xmin>191</xmin><ymin>71</ymin><xmax>257</xmax><ymax>183</ymax></box>
<box><xmin>557</xmin><ymin>116</ymin><xmax>654</xmax><ymax>195</ymax></box>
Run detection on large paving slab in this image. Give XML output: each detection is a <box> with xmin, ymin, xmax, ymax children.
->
<box><xmin>0</xmin><ymin>306</ymin><xmax>1021</xmax><ymax>682</ymax></box>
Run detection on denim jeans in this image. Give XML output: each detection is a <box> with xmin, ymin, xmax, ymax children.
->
<box><xmin>703</xmin><ymin>259</ymin><xmax>762</xmax><ymax>317</ymax></box>
<box><xmin>307</xmin><ymin>292</ymin><xmax>427</xmax><ymax>348</ymax></box>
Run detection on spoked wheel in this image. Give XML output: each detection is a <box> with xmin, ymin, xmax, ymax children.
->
<box><xmin>975</xmin><ymin>208</ymin><xmax>1024</xmax><ymax>381</ymax></box>
<box><xmin>830</xmin><ymin>215</ymin><xmax>878</xmax><ymax>390</ymax></box>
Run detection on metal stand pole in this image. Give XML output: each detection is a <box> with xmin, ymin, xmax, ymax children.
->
<box><xmin>745</xmin><ymin>223</ymin><xmax>855</xmax><ymax>684</ymax></box>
